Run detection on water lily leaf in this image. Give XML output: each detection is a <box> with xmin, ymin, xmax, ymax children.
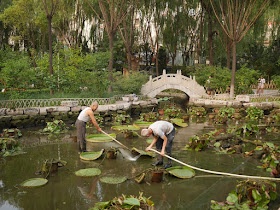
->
<box><xmin>100</xmin><ymin>176</ymin><xmax>127</xmax><ymax>184</ymax></box>
<box><xmin>80</xmin><ymin>149</ymin><xmax>104</xmax><ymax>161</ymax></box>
<box><xmin>111</xmin><ymin>125</ymin><xmax>140</xmax><ymax>131</ymax></box>
<box><xmin>86</xmin><ymin>134</ymin><xmax>116</xmax><ymax>142</ymax></box>
<box><xmin>133</xmin><ymin>121</ymin><xmax>153</xmax><ymax>128</ymax></box>
<box><xmin>166</xmin><ymin>166</ymin><xmax>195</xmax><ymax>178</ymax></box>
<box><xmin>173</xmin><ymin>122</ymin><xmax>188</xmax><ymax>127</ymax></box>
<box><xmin>75</xmin><ymin>168</ymin><xmax>101</xmax><ymax>177</ymax></box>
<box><xmin>21</xmin><ymin>178</ymin><xmax>48</xmax><ymax>188</ymax></box>
<box><xmin>131</xmin><ymin>147</ymin><xmax>155</xmax><ymax>157</ymax></box>
<box><xmin>92</xmin><ymin>201</ymin><xmax>111</xmax><ymax>209</ymax></box>
<box><xmin>170</xmin><ymin>118</ymin><xmax>184</xmax><ymax>123</ymax></box>
<box><xmin>124</xmin><ymin>197</ymin><xmax>140</xmax><ymax>206</ymax></box>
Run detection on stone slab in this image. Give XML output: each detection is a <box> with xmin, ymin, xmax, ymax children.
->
<box><xmin>6</xmin><ymin>108</ymin><xmax>24</xmax><ymax>116</ymax></box>
<box><xmin>12</xmin><ymin>115</ymin><xmax>29</xmax><ymax>120</ymax></box>
<box><xmin>96</xmin><ymin>105</ymin><xmax>109</xmax><ymax>112</ymax></box>
<box><xmin>24</xmin><ymin>108</ymin><xmax>40</xmax><ymax>115</ymax></box>
<box><xmin>61</xmin><ymin>101</ymin><xmax>79</xmax><ymax>107</ymax></box>
<box><xmin>236</xmin><ymin>95</ymin><xmax>250</xmax><ymax>102</ymax></box>
<box><xmin>0</xmin><ymin>108</ymin><xmax>7</xmax><ymax>116</ymax></box>
<box><xmin>71</xmin><ymin>106</ymin><xmax>82</xmax><ymax>112</ymax></box>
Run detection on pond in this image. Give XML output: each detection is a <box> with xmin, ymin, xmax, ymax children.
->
<box><xmin>1</xmin><ymin>118</ymin><xmax>280</xmax><ymax>209</ymax></box>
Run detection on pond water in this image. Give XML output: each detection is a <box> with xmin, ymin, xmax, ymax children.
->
<box><xmin>1</xmin><ymin>119</ymin><xmax>280</xmax><ymax>210</ymax></box>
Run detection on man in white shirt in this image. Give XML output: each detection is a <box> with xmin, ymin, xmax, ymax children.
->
<box><xmin>75</xmin><ymin>101</ymin><xmax>102</xmax><ymax>152</ymax></box>
<box><xmin>141</xmin><ymin>121</ymin><xmax>175</xmax><ymax>169</ymax></box>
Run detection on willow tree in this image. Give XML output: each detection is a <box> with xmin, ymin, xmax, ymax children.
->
<box><xmin>210</xmin><ymin>0</ymin><xmax>271</xmax><ymax>98</ymax></box>
<box><xmin>85</xmin><ymin>0</ymin><xmax>131</xmax><ymax>92</ymax></box>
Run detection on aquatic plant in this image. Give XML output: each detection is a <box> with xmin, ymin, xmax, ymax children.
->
<box><xmin>0</xmin><ymin>128</ymin><xmax>22</xmax><ymax>138</ymax></box>
<box><xmin>0</xmin><ymin>138</ymin><xmax>22</xmax><ymax>156</ymax></box>
<box><xmin>188</xmin><ymin>107</ymin><xmax>207</xmax><ymax>117</ymax></box>
<box><xmin>42</xmin><ymin>120</ymin><xmax>68</xmax><ymax>133</ymax></box>
<box><xmin>139</xmin><ymin>112</ymin><xmax>159</xmax><ymax>122</ymax></box>
<box><xmin>91</xmin><ymin>192</ymin><xmax>154</xmax><ymax>209</ymax></box>
<box><xmin>183</xmin><ymin>135</ymin><xmax>212</xmax><ymax>151</ymax></box>
<box><xmin>214</xmin><ymin>107</ymin><xmax>235</xmax><ymax>124</ymax></box>
<box><xmin>245</xmin><ymin>107</ymin><xmax>264</xmax><ymax>120</ymax></box>
<box><xmin>114</xmin><ymin>114</ymin><xmax>131</xmax><ymax>124</ymax></box>
<box><xmin>164</xmin><ymin>106</ymin><xmax>182</xmax><ymax>118</ymax></box>
<box><xmin>211</xmin><ymin>180</ymin><xmax>277</xmax><ymax>209</ymax></box>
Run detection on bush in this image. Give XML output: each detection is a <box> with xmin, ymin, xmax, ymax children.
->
<box><xmin>112</xmin><ymin>71</ymin><xmax>149</xmax><ymax>95</ymax></box>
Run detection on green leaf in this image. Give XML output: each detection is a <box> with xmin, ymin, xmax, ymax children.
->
<box><xmin>266</xmin><ymin>142</ymin><xmax>275</xmax><ymax>148</ymax></box>
<box><xmin>21</xmin><ymin>178</ymin><xmax>48</xmax><ymax>188</ymax></box>
<box><xmin>252</xmin><ymin>189</ymin><xmax>262</xmax><ymax>203</ymax></box>
<box><xmin>100</xmin><ymin>176</ymin><xmax>127</xmax><ymax>184</ymax></box>
<box><xmin>214</xmin><ymin>142</ymin><xmax>221</xmax><ymax>148</ymax></box>
<box><xmin>226</xmin><ymin>192</ymin><xmax>238</xmax><ymax>204</ymax></box>
<box><xmin>123</xmin><ymin>198</ymin><xmax>140</xmax><ymax>206</ymax></box>
<box><xmin>166</xmin><ymin>166</ymin><xmax>195</xmax><ymax>178</ymax></box>
<box><xmin>75</xmin><ymin>168</ymin><xmax>101</xmax><ymax>177</ymax></box>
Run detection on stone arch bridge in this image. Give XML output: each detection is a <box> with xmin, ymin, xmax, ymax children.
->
<box><xmin>141</xmin><ymin>70</ymin><xmax>207</xmax><ymax>99</ymax></box>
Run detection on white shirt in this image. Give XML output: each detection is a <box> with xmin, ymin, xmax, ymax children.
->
<box><xmin>77</xmin><ymin>107</ymin><xmax>91</xmax><ymax>122</ymax></box>
<box><xmin>148</xmin><ymin>121</ymin><xmax>174</xmax><ymax>139</ymax></box>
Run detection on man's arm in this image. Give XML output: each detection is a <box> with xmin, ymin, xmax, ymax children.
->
<box><xmin>87</xmin><ymin>110</ymin><xmax>102</xmax><ymax>132</ymax></box>
<box><xmin>145</xmin><ymin>136</ymin><xmax>158</xmax><ymax>152</ymax></box>
<box><xmin>160</xmin><ymin>136</ymin><xmax>168</xmax><ymax>156</ymax></box>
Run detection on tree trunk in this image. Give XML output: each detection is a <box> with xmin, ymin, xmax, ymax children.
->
<box><xmin>208</xmin><ymin>13</ymin><xmax>214</xmax><ymax>65</ymax></box>
<box><xmin>47</xmin><ymin>15</ymin><xmax>53</xmax><ymax>95</ymax></box>
<box><xmin>155</xmin><ymin>54</ymin><xmax>159</xmax><ymax>76</ymax></box>
<box><xmin>230</xmin><ymin>41</ymin><xmax>237</xmax><ymax>98</ymax></box>
<box><xmin>108</xmin><ymin>33</ymin><xmax>115</xmax><ymax>92</ymax></box>
<box><xmin>226</xmin><ymin>40</ymin><xmax>231</xmax><ymax>69</ymax></box>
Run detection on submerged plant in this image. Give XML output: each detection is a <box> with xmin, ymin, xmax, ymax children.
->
<box><xmin>0</xmin><ymin>138</ymin><xmax>22</xmax><ymax>157</ymax></box>
<box><xmin>0</xmin><ymin>128</ymin><xmax>22</xmax><ymax>138</ymax></box>
<box><xmin>188</xmin><ymin>107</ymin><xmax>207</xmax><ymax>117</ymax></box>
<box><xmin>245</xmin><ymin>107</ymin><xmax>264</xmax><ymax>120</ymax></box>
<box><xmin>42</xmin><ymin>120</ymin><xmax>68</xmax><ymax>133</ymax></box>
<box><xmin>211</xmin><ymin>180</ymin><xmax>277</xmax><ymax>210</ymax></box>
<box><xmin>91</xmin><ymin>192</ymin><xmax>154</xmax><ymax>210</ymax></box>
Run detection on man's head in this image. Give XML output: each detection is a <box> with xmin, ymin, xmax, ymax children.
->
<box><xmin>141</xmin><ymin>128</ymin><xmax>152</xmax><ymax>137</ymax></box>
<box><xmin>90</xmin><ymin>101</ymin><xmax>99</xmax><ymax>111</ymax></box>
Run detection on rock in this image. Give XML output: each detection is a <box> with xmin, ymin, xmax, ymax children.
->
<box><xmin>0</xmin><ymin>108</ymin><xmax>7</xmax><ymax>116</ymax></box>
<box><xmin>39</xmin><ymin>107</ymin><xmax>48</xmax><ymax>116</ymax></box>
<box><xmin>12</xmin><ymin>115</ymin><xmax>29</xmax><ymax>120</ymax></box>
<box><xmin>71</xmin><ymin>106</ymin><xmax>82</xmax><ymax>112</ymax></box>
<box><xmin>24</xmin><ymin>108</ymin><xmax>39</xmax><ymax>115</ymax></box>
<box><xmin>6</xmin><ymin>108</ymin><xmax>24</xmax><ymax>115</ymax></box>
<box><xmin>96</xmin><ymin>105</ymin><xmax>109</xmax><ymax>112</ymax></box>
<box><xmin>122</xmin><ymin>97</ymin><xmax>130</xmax><ymax>102</ymax></box>
<box><xmin>236</xmin><ymin>95</ymin><xmax>250</xmax><ymax>102</ymax></box>
<box><xmin>61</xmin><ymin>101</ymin><xmax>79</xmax><ymax>107</ymax></box>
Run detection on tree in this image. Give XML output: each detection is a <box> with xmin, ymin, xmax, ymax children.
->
<box><xmin>42</xmin><ymin>0</ymin><xmax>59</xmax><ymax>95</ymax></box>
<box><xmin>210</xmin><ymin>0</ymin><xmax>272</xmax><ymax>98</ymax></box>
<box><xmin>85</xmin><ymin>0</ymin><xmax>131</xmax><ymax>92</ymax></box>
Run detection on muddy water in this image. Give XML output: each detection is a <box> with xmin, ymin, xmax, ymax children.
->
<box><xmin>0</xmin><ymin>121</ymin><xmax>279</xmax><ymax>210</ymax></box>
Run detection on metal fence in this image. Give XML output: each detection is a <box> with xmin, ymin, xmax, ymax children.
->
<box><xmin>0</xmin><ymin>95</ymin><xmax>146</xmax><ymax>109</ymax></box>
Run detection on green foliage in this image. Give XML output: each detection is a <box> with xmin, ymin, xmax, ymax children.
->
<box><xmin>0</xmin><ymin>128</ymin><xmax>22</xmax><ymax>138</ymax></box>
<box><xmin>112</xmin><ymin>71</ymin><xmax>149</xmax><ymax>95</ymax></box>
<box><xmin>211</xmin><ymin>180</ymin><xmax>277</xmax><ymax>210</ymax></box>
<box><xmin>164</xmin><ymin>106</ymin><xmax>182</xmax><ymax>118</ymax></box>
<box><xmin>0</xmin><ymin>138</ymin><xmax>22</xmax><ymax>157</ymax></box>
<box><xmin>245</xmin><ymin>107</ymin><xmax>264</xmax><ymax>120</ymax></box>
<box><xmin>114</xmin><ymin>114</ymin><xmax>131</xmax><ymax>124</ymax></box>
<box><xmin>42</xmin><ymin>120</ymin><xmax>68</xmax><ymax>133</ymax></box>
<box><xmin>90</xmin><ymin>192</ymin><xmax>154</xmax><ymax>210</ymax></box>
<box><xmin>139</xmin><ymin>112</ymin><xmax>159</xmax><ymax>122</ymax></box>
<box><xmin>188</xmin><ymin>107</ymin><xmax>207</xmax><ymax>117</ymax></box>
<box><xmin>215</xmin><ymin>107</ymin><xmax>235</xmax><ymax>124</ymax></box>
<box><xmin>183</xmin><ymin>135</ymin><xmax>211</xmax><ymax>151</ymax></box>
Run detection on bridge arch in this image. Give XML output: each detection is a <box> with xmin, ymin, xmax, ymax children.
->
<box><xmin>141</xmin><ymin>70</ymin><xmax>207</xmax><ymax>99</ymax></box>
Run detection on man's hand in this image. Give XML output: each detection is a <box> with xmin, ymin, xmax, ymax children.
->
<box><xmin>97</xmin><ymin>127</ymin><xmax>102</xmax><ymax>132</ymax></box>
<box><xmin>160</xmin><ymin>150</ymin><xmax>165</xmax><ymax>156</ymax></box>
<box><xmin>145</xmin><ymin>146</ymin><xmax>152</xmax><ymax>152</ymax></box>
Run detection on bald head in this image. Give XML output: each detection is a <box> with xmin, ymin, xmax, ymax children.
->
<box><xmin>90</xmin><ymin>101</ymin><xmax>99</xmax><ymax>111</ymax></box>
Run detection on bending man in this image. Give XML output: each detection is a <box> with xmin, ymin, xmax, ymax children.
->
<box><xmin>141</xmin><ymin>120</ymin><xmax>175</xmax><ymax>169</ymax></box>
<box><xmin>75</xmin><ymin>101</ymin><xmax>102</xmax><ymax>152</ymax></box>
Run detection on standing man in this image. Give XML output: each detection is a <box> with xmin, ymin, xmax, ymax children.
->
<box><xmin>75</xmin><ymin>101</ymin><xmax>102</xmax><ymax>152</ymax></box>
<box><xmin>141</xmin><ymin>121</ymin><xmax>175</xmax><ymax>169</ymax></box>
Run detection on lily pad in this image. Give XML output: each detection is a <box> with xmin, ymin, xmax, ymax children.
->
<box><xmin>21</xmin><ymin>178</ymin><xmax>48</xmax><ymax>188</ymax></box>
<box><xmin>111</xmin><ymin>125</ymin><xmax>140</xmax><ymax>131</ymax></box>
<box><xmin>100</xmin><ymin>176</ymin><xmax>127</xmax><ymax>184</ymax></box>
<box><xmin>86</xmin><ymin>133</ymin><xmax>116</xmax><ymax>142</ymax></box>
<box><xmin>166</xmin><ymin>166</ymin><xmax>195</xmax><ymax>179</ymax></box>
<box><xmin>173</xmin><ymin>122</ymin><xmax>188</xmax><ymax>127</ymax></box>
<box><xmin>131</xmin><ymin>147</ymin><xmax>155</xmax><ymax>157</ymax></box>
<box><xmin>80</xmin><ymin>149</ymin><xmax>104</xmax><ymax>161</ymax></box>
<box><xmin>170</xmin><ymin>118</ymin><xmax>184</xmax><ymax>123</ymax></box>
<box><xmin>75</xmin><ymin>168</ymin><xmax>101</xmax><ymax>177</ymax></box>
<box><xmin>133</xmin><ymin>121</ymin><xmax>153</xmax><ymax>128</ymax></box>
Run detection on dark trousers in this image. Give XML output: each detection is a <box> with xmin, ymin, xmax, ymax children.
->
<box><xmin>75</xmin><ymin>119</ymin><xmax>86</xmax><ymax>151</ymax></box>
<box><xmin>155</xmin><ymin>127</ymin><xmax>175</xmax><ymax>164</ymax></box>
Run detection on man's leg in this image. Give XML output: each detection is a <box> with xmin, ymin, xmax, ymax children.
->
<box><xmin>152</xmin><ymin>138</ymin><xmax>163</xmax><ymax>166</ymax></box>
<box><xmin>76</xmin><ymin>120</ymin><xmax>86</xmax><ymax>152</ymax></box>
<box><xmin>164</xmin><ymin>128</ymin><xmax>176</xmax><ymax>169</ymax></box>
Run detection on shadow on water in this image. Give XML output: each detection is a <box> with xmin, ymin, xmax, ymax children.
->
<box><xmin>1</xmin><ymin>121</ymin><xmax>280</xmax><ymax>210</ymax></box>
